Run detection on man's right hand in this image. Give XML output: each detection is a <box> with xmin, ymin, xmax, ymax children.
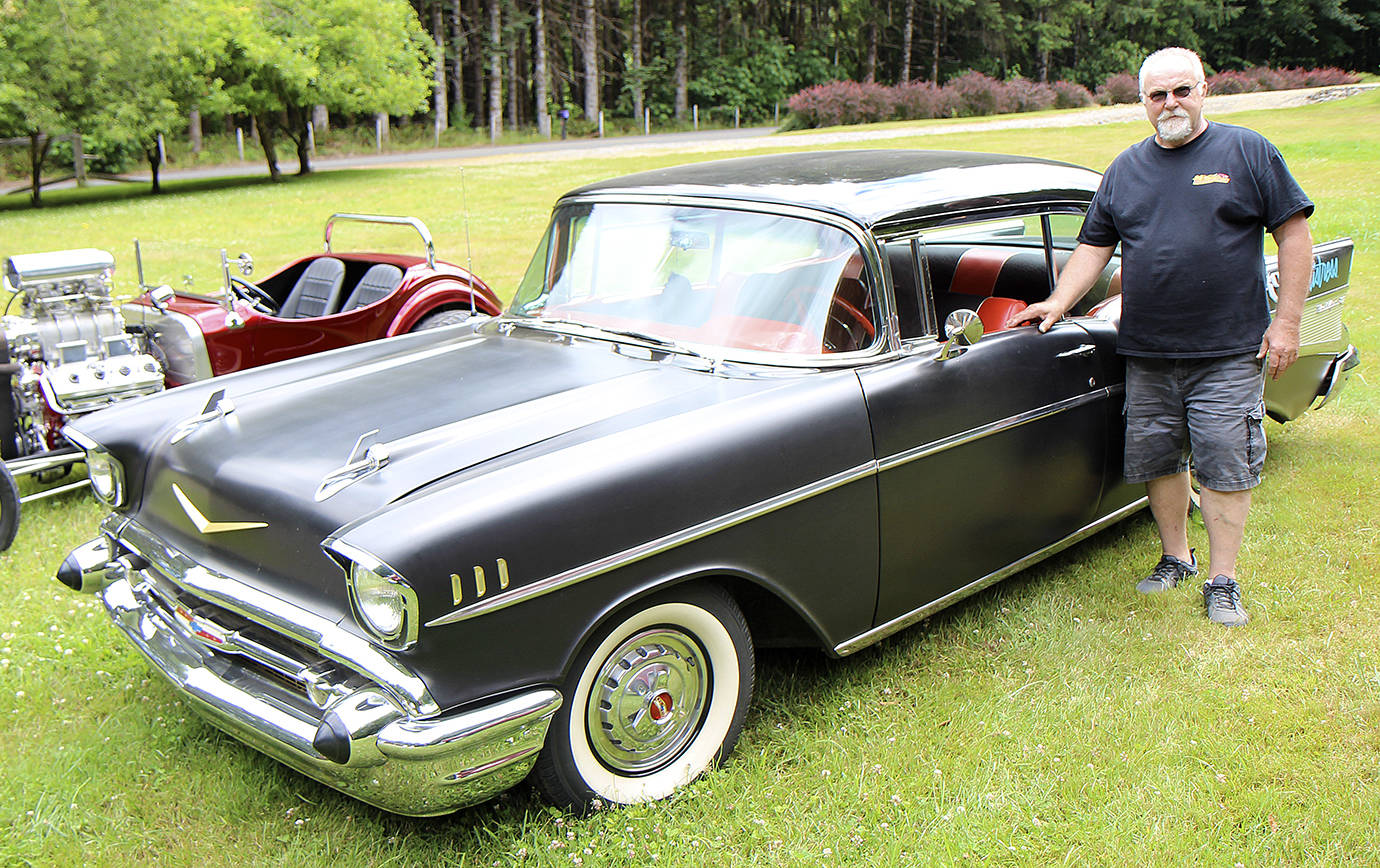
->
<box><xmin>1007</xmin><ymin>300</ymin><xmax>1066</xmax><ymax>332</ymax></box>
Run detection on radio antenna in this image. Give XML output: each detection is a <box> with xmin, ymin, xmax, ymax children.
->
<box><xmin>460</xmin><ymin>167</ymin><xmax>475</xmax><ymax>317</ymax></box>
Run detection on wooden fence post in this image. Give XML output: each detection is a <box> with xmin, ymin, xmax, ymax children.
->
<box><xmin>73</xmin><ymin>134</ymin><xmax>87</xmax><ymax>187</ymax></box>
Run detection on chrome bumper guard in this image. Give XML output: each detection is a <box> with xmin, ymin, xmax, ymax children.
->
<box><xmin>60</xmin><ymin>526</ymin><xmax>562</xmax><ymax>816</ymax></box>
<box><xmin>1314</xmin><ymin>344</ymin><xmax>1360</xmax><ymax>410</ymax></box>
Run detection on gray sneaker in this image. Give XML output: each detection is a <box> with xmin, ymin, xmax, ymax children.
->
<box><xmin>1136</xmin><ymin>551</ymin><xmax>1198</xmax><ymax>593</ymax></box>
<box><xmin>1203</xmin><ymin>575</ymin><xmax>1249</xmax><ymax>627</ymax></box>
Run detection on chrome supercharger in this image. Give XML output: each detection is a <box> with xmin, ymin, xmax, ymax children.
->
<box><xmin>0</xmin><ymin>248</ymin><xmax>165</xmax><ymax>550</ymax></box>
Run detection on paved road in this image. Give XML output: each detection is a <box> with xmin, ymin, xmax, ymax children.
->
<box><xmin>62</xmin><ymin>83</ymin><xmax>1380</xmax><ymax>186</ymax></box>
<box><xmin>106</xmin><ymin>125</ymin><xmax>780</xmax><ymax>184</ymax></box>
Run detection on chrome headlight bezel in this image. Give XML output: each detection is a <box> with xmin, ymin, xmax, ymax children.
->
<box><xmin>65</xmin><ymin>429</ymin><xmax>125</xmax><ymax>507</ymax></box>
<box><xmin>329</xmin><ymin>541</ymin><xmax>419</xmax><ymax>650</ymax></box>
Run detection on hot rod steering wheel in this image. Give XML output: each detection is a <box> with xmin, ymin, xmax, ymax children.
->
<box><xmin>229</xmin><ymin>275</ymin><xmax>278</xmax><ymax>314</ymax></box>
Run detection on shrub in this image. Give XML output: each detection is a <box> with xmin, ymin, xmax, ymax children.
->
<box><xmin>1007</xmin><ymin>78</ymin><xmax>1058</xmax><ymax>112</ymax></box>
<box><xmin>781</xmin><ymin>64</ymin><xmax>1360</xmax><ymax>131</ymax></box>
<box><xmin>1051</xmin><ymin>80</ymin><xmax>1095</xmax><ymax>109</ymax></box>
<box><xmin>893</xmin><ymin>80</ymin><xmax>950</xmax><ymax>119</ymax></box>
<box><xmin>1302</xmin><ymin>67</ymin><xmax>1359</xmax><ymax>86</ymax></box>
<box><xmin>1206</xmin><ymin>69</ymin><xmax>1254</xmax><ymax>94</ymax></box>
<box><xmin>948</xmin><ymin>71</ymin><xmax>1018</xmax><ymax>117</ymax></box>
<box><xmin>786</xmin><ymin>80</ymin><xmax>896</xmax><ymax>127</ymax></box>
<box><xmin>855</xmin><ymin>82</ymin><xmax>899</xmax><ymax>123</ymax></box>
<box><xmin>1094</xmin><ymin>73</ymin><xmax>1140</xmax><ymax>105</ymax></box>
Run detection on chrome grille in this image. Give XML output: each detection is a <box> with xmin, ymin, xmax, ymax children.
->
<box><xmin>137</xmin><ymin>569</ymin><xmax>371</xmax><ymax>709</ymax></box>
<box><xmin>1300</xmin><ymin>288</ymin><xmax>1347</xmax><ymax>347</ymax></box>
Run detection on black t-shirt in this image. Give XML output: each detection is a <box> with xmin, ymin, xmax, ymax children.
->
<box><xmin>1078</xmin><ymin>121</ymin><xmax>1314</xmax><ymax>358</ymax></box>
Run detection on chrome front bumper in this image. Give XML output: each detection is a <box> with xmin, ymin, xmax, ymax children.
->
<box><xmin>59</xmin><ymin>527</ymin><xmax>562</xmax><ymax>817</ymax></box>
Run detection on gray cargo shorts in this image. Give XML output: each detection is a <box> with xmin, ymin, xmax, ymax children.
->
<box><xmin>1123</xmin><ymin>353</ymin><xmax>1267</xmax><ymax>492</ymax></box>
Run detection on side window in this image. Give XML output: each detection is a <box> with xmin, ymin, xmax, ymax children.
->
<box><xmin>885</xmin><ymin>239</ymin><xmax>935</xmax><ymax>340</ymax></box>
<box><xmin>914</xmin><ymin>212</ymin><xmax>1084</xmax><ymax>330</ymax></box>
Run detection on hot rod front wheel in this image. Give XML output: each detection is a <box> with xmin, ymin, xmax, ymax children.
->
<box><xmin>535</xmin><ymin>585</ymin><xmax>754</xmax><ymax>810</ymax></box>
<box><xmin>0</xmin><ymin>462</ymin><xmax>18</xmax><ymax>552</ymax></box>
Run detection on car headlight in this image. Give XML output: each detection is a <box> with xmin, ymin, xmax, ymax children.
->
<box><xmin>65</xmin><ymin>431</ymin><xmax>125</xmax><ymax>507</ymax></box>
<box><xmin>332</xmin><ymin>542</ymin><xmax>418</xmax><ymax>649</ymax></box>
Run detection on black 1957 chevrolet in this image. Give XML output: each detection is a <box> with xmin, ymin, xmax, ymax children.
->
<box><xmin>54</xmin><ymin>151</ymin><xmax>1357</xmax><ymax>816</ymax></box>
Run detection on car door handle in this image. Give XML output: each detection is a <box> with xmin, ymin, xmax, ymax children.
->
<box><xmin>1056</xmin><ymin>343</ymin><xmax>1096</xmax><ymax>358</ymax></box>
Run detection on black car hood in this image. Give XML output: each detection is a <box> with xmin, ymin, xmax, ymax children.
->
<box><xmin>81</xmin><ymin>322</ymin><xmax>783</xmax><ymax>616</ymax></box>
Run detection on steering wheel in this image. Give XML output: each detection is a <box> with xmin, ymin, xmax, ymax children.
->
<box><xmin>823</xmin><ymin>296</ymin><xmax>876</xmax><ymax>352</ymax></box>
<box><xmin>229</xmin><ymin>275</ymin><xmax>277</xmax><ymax>314</ymax></box>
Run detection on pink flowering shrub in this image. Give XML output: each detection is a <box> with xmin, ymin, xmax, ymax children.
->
<box><xmin>782</xmin><ymin>66</ymin><xmax>1358</xmax><ymax>129</ymax></box>
<box><xmin>893</xmin><ymin>80</ymin><xmax>952</xmax><ymax>120</ymax></box>
<box><xmin>1206</xmin><ymin>66</ymin><xmax>1359</xmax><ymax>94</ymax></box>
<box><xmin>947</xmin><ymin>71</ymin><xmax>1018</xmax><ymax>116</ymax></box>
<box><xmin>786</xmin><ymin>81</ymin><xmax>897</xmax><ymax>126</ymax></box>
<box><xmin>1051</xmin><ymin>80</ymin><xmax>1095</xmax><ymax>109</ymax></box>
<box><xmin>1094</xmin><ymin>73</ymin><xmax>1140</xmax><ymax>105</ymax></box>
<box><xmin>1007</xmin><ymin>78</ymin><xmax>1059</xmax><ymax>112</ymax></box>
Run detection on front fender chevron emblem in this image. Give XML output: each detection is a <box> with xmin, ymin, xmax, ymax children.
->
<box><xmin>172</xmin><ymin>484</ymin><xmax>268</xmax><ymax>534</ymax></box>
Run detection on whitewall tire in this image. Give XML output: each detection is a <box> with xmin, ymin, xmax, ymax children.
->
<box><xmin>535</xmin><ymin>584</ymin><xmax>754</xmax><ymax>809</ymax></box>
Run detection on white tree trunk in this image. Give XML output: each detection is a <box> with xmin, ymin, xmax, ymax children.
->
<box><xmin>535</xmin><ymin>0</ymin><xmax>550</xmax><ymax>137</ymax></box>
<box><xmin>488</xmin><ymin>0</ymin><xmax>502</xmax><ymax>141</ymax></box>
<box><xmin>673</xmin><ymin>0</ymin><xmax>687</xmax><ymax>121</ymax></box>
<box><xmin>433</xmin><ymin>3</ymin><xmax>448</xmax><ymax>133</ymax></box>
<box><xmin>581</xmin><ymin>0</ymin><xmax>598</xmax><ymax>120</ymax></box>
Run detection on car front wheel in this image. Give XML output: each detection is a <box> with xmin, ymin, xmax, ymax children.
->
<box><xmin>535</xmin><ymin>584</ymin><xmax>754</xmax><ymax>810</ymax></box>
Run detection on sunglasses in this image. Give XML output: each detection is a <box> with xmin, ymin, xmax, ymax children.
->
<box><xmin>1144</xmin><ymin>84</ymin><xmax>1199</xmax><ymax>104</ymax></box>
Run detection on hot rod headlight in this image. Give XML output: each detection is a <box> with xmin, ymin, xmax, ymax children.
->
<box><xmin>331</xmin><ymin>542</ymin><xmax>418</xmax><ymax>649</ymax></box>
<box><xmin>65</xmin><ymin>431</ymin><xmax>125</xmax><ymax>507</ymax></box>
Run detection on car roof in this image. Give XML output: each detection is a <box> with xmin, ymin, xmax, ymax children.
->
<box><xmin>563</xmin><ymin>149</ymin><xmax>1104</xmax><ymax>232</ymax></box>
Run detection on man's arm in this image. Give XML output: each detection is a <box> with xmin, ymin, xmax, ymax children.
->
<box><xmin>1006</xmin><ymin>243</ymin><xmax>1116</xmax><ymax>331</ymax></box>
<box><xmin>1260</xmin><ymin>212</ymin><xmax>1313</xmax><ymax>380</ymax></box>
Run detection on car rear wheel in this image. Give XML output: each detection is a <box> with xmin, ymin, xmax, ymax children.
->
<box><xmin>410</xmin><ymin>310</ymin><xmax>472</xmax><ymax>331</ymax></box>
<box><xmin>535</xmin><ymin>584</ymin><xmax>754</xmax><ymax>810</ymax></box>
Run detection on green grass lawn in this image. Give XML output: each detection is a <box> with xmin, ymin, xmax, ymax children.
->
<box><xmin>1</xmin><ymin>91</ymin><xmax>1377</xmax><ymax>866</ymax></box>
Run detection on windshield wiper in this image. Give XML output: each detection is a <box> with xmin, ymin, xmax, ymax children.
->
<box><xmin>510</xmin><ymin>317</ymin><xmax>712</xmax><ymax>361</ymax></box>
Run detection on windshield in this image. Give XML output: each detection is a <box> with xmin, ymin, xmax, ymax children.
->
<box><xmin>509</xmin><ymin>203</ymin><xmax>878</xmax><ymax>355</ymax></box>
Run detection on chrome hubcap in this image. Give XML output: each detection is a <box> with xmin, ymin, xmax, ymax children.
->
<box><xmin>587</xmin><ymin>628</ymin><xmax>707</xmax><ymax>774</ymax></box>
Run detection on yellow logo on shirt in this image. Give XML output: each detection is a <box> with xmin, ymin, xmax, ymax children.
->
<box><xmin>1192</xmin><ymin>173</ymin><xmax>1231</xmax><ymax>186</ymax></box>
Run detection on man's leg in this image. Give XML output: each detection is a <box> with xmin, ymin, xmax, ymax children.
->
<box><xmin>1146</xmin><ymin>471</ymin><xmax>1192</xmax><ymax>563</ymax></box>
<box><xmin>1183</xmin><ymin>354</ymin><xmax>1263</xmax><ymax>626</ymax></box>
<box><xmin>1198</xmin><ymin>486</ymin><xmax>1251</xmax><ymax>580</ymax></box>
<box><xmin>1125</xmin><ymin>358</ymin><xmax>1198</xmax><ymax>592</ymax></box>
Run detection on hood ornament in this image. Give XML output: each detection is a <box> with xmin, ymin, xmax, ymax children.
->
<box><xmin>172</xmin><ymin>483</ymin><xmax>267</xmax><ymax>534</ymax></box>
<box><xmin>170</xmin><ymin>389</ymin><xmax>236</xmax><ymax>444</ymax></box>
<box><xmin>315</xmin><ymin>429</ymin><xmax>391</xmax><ymax>502</ymax></box>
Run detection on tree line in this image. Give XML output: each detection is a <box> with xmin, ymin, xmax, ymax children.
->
<box><xmin>1</xmin><ymin>0</ymin><xmax>1375</xmax><ymax>205</ymax></box>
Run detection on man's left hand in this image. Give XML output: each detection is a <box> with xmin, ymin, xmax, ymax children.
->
<box><xmin>1258</xmin><ymin>319</ymin><xmax>1300</xmax><ymax>380</ymax></box>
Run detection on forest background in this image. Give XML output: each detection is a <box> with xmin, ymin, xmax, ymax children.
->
<box><xmin>1</xmin><ymin>0</ymin><xmax>1377</xmax><ymax>199</ymax></box>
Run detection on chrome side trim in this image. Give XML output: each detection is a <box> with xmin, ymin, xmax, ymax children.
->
<box><xmin>106</xmin><ymin>515</ymin><xmax>439</xmax><ymax>717</ymax></box>
<box><xmin>427</xmin><ymin>385</ymin><xmax>1116</xmax><ymax>627</ymax></box>
<box><xmin>425</xmin><ymin>460</ymin><xmax>879</xmax><ymax>627</ymax></box>
<box><xmin>833</xmin><ymin>496</ymin><xmax>1149</xmax><ymax>656</ymax></box>
<box><xmin>877</xmin><ymin>388</ymin><xmax>1111</xmax><ymax>473</ymax></box>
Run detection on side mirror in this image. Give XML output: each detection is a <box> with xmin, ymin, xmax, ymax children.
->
<box><xmin>233</xmin><ymin>252</ymin><xmax>253</xmax><ymax>277</ymax></box>
<box><xmin>149</xmin><ymin>285</ymin><xmax>175</xmax><ymax>312</ymax></box>
<box><xmin>938</xmin><ymin>309</ymin><xmax>984</xmax><ymax>360</ymax></box>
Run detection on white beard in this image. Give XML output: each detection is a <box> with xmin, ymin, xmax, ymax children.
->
<box><xmin>1156</xmin><ymin>110</ymin><xmax>1194</xmax><ymax>144</ymax></box>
